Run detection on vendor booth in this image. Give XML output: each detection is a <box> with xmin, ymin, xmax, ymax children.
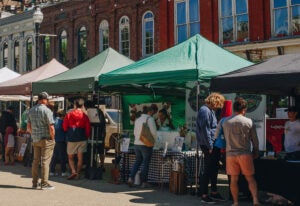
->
<box><xmin>0</xmin><ymin>67</ymin><xmax>20</xmax><ymax>83</ymax></box>
<box><xmin>0</xmin><ymin>59</ymin><xmax>68</xmax><ymax>95</ymax></box>
<box><xmin>210</xmin><ymin>53</ymin><xmax>300</xmax><ymax>204</ymax></box>
<box><xmin>32</xmin><ymin>47</ymin><xmax>134</xmax><ymax>95</ymax></box>
<box><xmin>0</xmin><ymin>59</ymin><xmax>69</xmax><ymax>165</ymax></box>
<box><xmin>98</xmin><ymin>34</ymin><xmax>253</xmax><ymax>189</ymax></box>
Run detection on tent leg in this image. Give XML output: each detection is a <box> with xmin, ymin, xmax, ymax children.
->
<box><xmin>195</xmin><ymin>81</ymin><xmax>200</xmax><ymax>195</ymax></box>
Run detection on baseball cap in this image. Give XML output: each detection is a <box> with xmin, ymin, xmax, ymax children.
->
<box><xmin>285</xmin><ymin>106</ymin><xmax>297</xmax><ymax>112</ymax></box>
<box><xmin>38</xmin><ymin>91</ymin><xmax>50</xmax><ymax>100</ymax></box>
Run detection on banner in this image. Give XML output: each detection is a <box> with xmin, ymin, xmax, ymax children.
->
<box><xmin>185</xmin><ymin>81</ymin><xmax>210</xmax><ymax>132</ymax></box>
<box><xmin>266</xmin><ymin>118</ymin><xmax>287</xmax><ymax>153</ymax></box>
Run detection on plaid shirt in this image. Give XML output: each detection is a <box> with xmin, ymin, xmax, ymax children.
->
<box><xmin>28</xmin><ymin>104</ymin><xmax>54</xmax><ymax>142</ymax></box>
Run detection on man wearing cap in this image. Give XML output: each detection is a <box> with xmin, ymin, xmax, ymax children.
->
<box><xmin>284</xmin><ymin>106</ymin><xmax>300</xmax><ymax>160</ymax></box>
<box><xmin>27</xmin><ymin>91</ymin><xmax>55</xmax><ymax>190</ymax></box>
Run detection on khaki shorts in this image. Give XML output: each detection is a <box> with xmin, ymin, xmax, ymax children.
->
<box><xmin>226</xmin><ymin>154</ymin><xmax>255</xmax><ymax>176</ymax></box>
<box><xmin>67</xmin><ymin>141</ymin><xmax>87</xmax><ymax>155</ymax></box>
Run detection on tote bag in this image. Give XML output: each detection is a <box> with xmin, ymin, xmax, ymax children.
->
<box><xmin>214</xmin><ymin>118</ymin><xmax>226</xmax><ymax>149</ymax></box>
<box><xmin>140</xmin><ymin>117</ymin><xmax>155</xmax><ymax>147</ymax></box>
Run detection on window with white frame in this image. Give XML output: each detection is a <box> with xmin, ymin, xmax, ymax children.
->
<box><xmin>2</xmin><ymin>42</ymin><xmax>8</xmax><ymax>67</ymax></box>
<box><xmin>26</xmin><ymin>38</ymin><xmax>32</xmax><ymax>72</ymax></box>
<box><xmin>14</xmin><ymin>41</ymin><xmax>20</xmax><ymax>72</ymax></box>
<box><xmin>99</xmin><ymin>20</ymin><xmax>109</xmax><ymax>52</ymax></box>
<box><xmin>43</xmin><ymin>36</ymin><xmax>51</xmax><ymax>64</ymax></box>
<box><xmin>272</xmin><ymin>0</ymin><xmax>300</xmax><ymax>37</ymax></box>
<box><xmin>78</xmin><ymin>26</ymin><xmax>87</xmax><ymax>64</ymax></box>
<box><xmin>142</xmin><ymin>11</ymin><xmax>154</xmax><ymax>57</ymax></box>
<box><xmin>219</xmin><ymin>0</ymin><xmax>249</xmax><ymax>44</ymax></box>
<box><xmin>119</xmin><ymin>16</ymin><xmax>130</xmax><ymax>57</ymax></box>
<box><xmin>175</xmin><ymin>0</ymin><xmax>200</xmax><ymax>44</ymax></box>
<box><xmin>59</xmin><ymin>30</ymin><xmax>68</xmax><ymax>65</ymax></box>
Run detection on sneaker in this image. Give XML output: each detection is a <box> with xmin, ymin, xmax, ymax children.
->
<box><xmin>32</xmin><ymin>183</ymin><xmax>39</xmax><ymax>189</ymax></box>
<box><xmin>210</xmin><ymin>193</ymin><xmax>226</xmax><ymax>201</ymax></box>
<box><xmin>41</xmin><ymin>183</ymin><xmax>55</xmax><ymax>190</ymax></box>
<box><xmin>201</xmin><ymin>196</ymin><xmax>216</xmax><ymax>204</ymax></box>
<box><xmin>49</xmin><ymin>172</ymin><xmax>55</xmax><ymax>177</ymax></box>
<box><xmin>127</xmin><ymin>177</ymin><xmax>134</xmax><ymax>187</ymax></box>
<box><xmin>61</xmin><ymin>172</ymin><xmax>68</xmax><ymax>177</ymax></box>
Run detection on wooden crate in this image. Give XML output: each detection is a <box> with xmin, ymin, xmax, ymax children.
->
<box><xmin>169</xmin><ymin>171</ymin><xmax>186</xmax><ymax>195</ymax></box>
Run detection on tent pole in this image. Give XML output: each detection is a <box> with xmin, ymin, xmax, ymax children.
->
<box><xmin>30</xmin><ymin>91</ymin><xmax>34</xmax><ymax>108</ymax></box>
<box><xmin>19</xmin><ymin>101</ymin><xmax>22</xmax><ymax>126</ymax></box>
<box><xmin>195</xmin><ymin>81</ymin><xmax>200</xmax><ymax>195</ymax></box>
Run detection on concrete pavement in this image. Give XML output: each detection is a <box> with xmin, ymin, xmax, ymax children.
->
<box><xmin>0</xmin><ymin>158</ymin><xmax>255</xmax><ymax>206</ymax></box>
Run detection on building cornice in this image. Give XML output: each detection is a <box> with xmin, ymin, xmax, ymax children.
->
<box><xmin>224</xmin><ymin>37</ymin><xmax>300</xmax><ymax>52</ymax></box>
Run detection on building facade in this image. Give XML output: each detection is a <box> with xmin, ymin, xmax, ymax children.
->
<box><xmin>1</xmin><ymin>0</ymin><xmax>300</xmax><ymax>73</ymax></box>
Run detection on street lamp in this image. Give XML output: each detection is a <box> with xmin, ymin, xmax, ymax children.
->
<box><xmin>33</xmin><ymin>6</ymin><xmax>43</xmax><ymax>68</ymax></box>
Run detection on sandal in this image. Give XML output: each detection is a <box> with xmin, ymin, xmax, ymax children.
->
<box><xmin>67</xmin><ymin>173</ymin><xmax>77</xmax><ymax>180</ymax></box>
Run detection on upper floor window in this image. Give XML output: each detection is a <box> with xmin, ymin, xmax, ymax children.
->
<box><xmin>14</xmin><ymin>41</ymin><xmax>20</xmax><ymax>72</ymax></box>
<box><xmin>78</xmin><ymin>26</ymin><xmax>88</xmax><ymax>64</ymax></box>
<box><xmin>43</xmin><ymin>36</ymin><xmax>51</xmax><ymax>64</ymax></box>
<box><xmin>99</xmin><ymin>20</ymin><xmax>109</xmax><ymax>52</ymax></box>
<box><xmin>59</xmin><ymin>30</ymin><xmax>68</xmax><ymax>65</ymax></box>
<box><xmin>272</xmin><ymin>0</ymin><xmax>300</xmax><ymax>37</ymax></box>
<box><xmin>2</xmin><ymin>42</ymin><xmax>8</xmax><ymax>67</ymax></box>
<box><xmin>175</xmin><ymin>0</ymin><xmax>200</xmax><ymax>44</ymax></box>
<box><xmin>142</xmin><ymin>11</ymin><xmax>154</xmax><ymax>57</ymax></box>
<box><xmin>26</xmin><ymin>38</ymin><xmax>32</xmax><ymax>72</ymax></box>
<box><xmin>219</xmin><ymin>0</ymin><xmax>249</xmax><ymax>44</ymax></box>
<box><xmin>119</xmin><ymin>16</ymin><xmax>130</xmax><ymax>57</ymax></box>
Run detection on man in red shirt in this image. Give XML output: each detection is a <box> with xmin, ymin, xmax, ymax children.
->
<box><xmin>63</xmin><ymin>99</ymin><xmax>91</xmax><ymax>180</ymax></box>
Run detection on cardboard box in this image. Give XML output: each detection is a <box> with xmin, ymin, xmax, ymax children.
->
<box><xmin>169</xmin><ymin>171</ymin><xmax>186</xmax><ymax>195</ymax></box>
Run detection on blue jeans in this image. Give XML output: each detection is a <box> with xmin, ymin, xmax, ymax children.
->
<box><xmin>50</xmin><ymin>142</ymin><xmax>67</xmax><ymax>173</ymax></box>
<box><xmin>130</xmin><ymin>145</ymin><xmax>153</xmax><ymax>183</ymax></box>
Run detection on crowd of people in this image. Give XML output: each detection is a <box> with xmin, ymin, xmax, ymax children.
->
<box><xmin>1</xmin><ymin>91</ymin><xmax>299</xmax><ymax>205</ymax></box>
<box><xmin>0</xmin><ymin>91</ymin><xmax>106</xmax><ymax>190</ymax></box>
<box><xmin>125</xmin><ymin>93</ymin><xmax>260</xmax><ymax>205</ymax></box>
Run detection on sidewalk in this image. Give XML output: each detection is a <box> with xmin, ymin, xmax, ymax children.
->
<box><xmin>0</xmin><ymin>157</ymin><xmax>254</xmax><ymax>206</ymax></box>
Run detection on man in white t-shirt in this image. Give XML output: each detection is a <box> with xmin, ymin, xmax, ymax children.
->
<box><xmin>284</xmin><ymin>106</ymin><xmax>300</xmax><ymax>159</ymax></box>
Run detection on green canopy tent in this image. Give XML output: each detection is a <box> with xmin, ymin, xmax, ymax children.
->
<box><xmin>32</xmin><ymin>47</ymin><xmax>134</xmax><ymax>95</ymax></box>
<box><xmin>98</xmin><ymin>34</ymin><xmax>254</xmax><ymax>130</ymax></box>
<box><xmin>99</xmin><ymin>34</ymin><xmax>253</xmax><ymax>94</ymax></box>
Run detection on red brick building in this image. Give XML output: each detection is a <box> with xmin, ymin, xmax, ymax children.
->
<box><xmin>35</xmin><ymin>0</ymin><xmax>300</xmax><ymax>68</ymax></box>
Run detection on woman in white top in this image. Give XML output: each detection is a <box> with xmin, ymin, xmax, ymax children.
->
<box><xmin>128</xmin><ymin>106</ymin><xmax>157</xmax><ymax>188</ymax></box>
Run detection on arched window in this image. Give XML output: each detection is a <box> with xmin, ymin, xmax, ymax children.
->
<box><xmin>78</xmin><ymin>26</ymin><xmax>87</xmax><ymax>64</ymax></box>
<box><xmin>119</xmin><ymin>16</ymin><xmax>130</xmax><ymax>57</ymax></box>
<box><xmin>3</xmin><ymin>42</ymin><xmax>8</xmax><ymax>67</ymax></box>
<box><xmin>99</xmin><ymin>20</ymin><xmax>109</xmax><ymax>52</ymax></box>
<box><xmin>142</xmin><ymin>11</ymin><xmax>154</xmax><ymax>57</ymax></box>
<box><xmin>26</xmin><ymin>38</ymin><xmax>33</xmax><ymax>72</ymax></box>
<box><xmin>43</xmin><ymin>36</ymin><xmax>51</xmax><ymax>64</ymax></box>
<box><xmin>14</xmin><ymin>41</ymin><xmax>20</xmax><ymax>72</ymax></box>
<box><xmin>59</xmin><ymin>30</ymin><xmax>68</xmax><ymax>64</ymax></box>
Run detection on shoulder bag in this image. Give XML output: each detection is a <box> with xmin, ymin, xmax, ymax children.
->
<box><xmin>139</xmin><ymin>116</ymin><xmax>155</xmax><ymax>147</ymax></box>
<box><xmin>214</xmin><ymin>118</ymin><xmax>226</xmax><ymax>149</ymax></box>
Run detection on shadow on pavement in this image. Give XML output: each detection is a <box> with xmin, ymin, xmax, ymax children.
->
<box><xmin>0</xmin><ymin>160</ymin><xmax>254</xmax><ymax>206</ymax></box>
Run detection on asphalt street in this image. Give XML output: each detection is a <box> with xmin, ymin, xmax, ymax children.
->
<box><xmin>0</xmin><ymin>156</ymin><xmax>255</xmax><ymax>206</ymax></box>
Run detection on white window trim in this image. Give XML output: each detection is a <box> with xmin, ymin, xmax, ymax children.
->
<box><xmin>174</xmin><ymin>0</ymin><xmax>200</xmax><ymax>44</ymax></box>
<box><xmin>218</xmin><ymin>0</ymin><xmax>249</xmax><ymax>44</ymax></box>
<box><xmin>142</xmin><ymin>11</ymin><xmax>154</xmax><ymax>57</ymax></box>
<box><xmin>119</xmin><ymin>16</ymin><xmax>130</xmax><ymax>57</ymax></box>
<box><xmin>271</xmin><ymin>0</ymin><xmax>300</xmax><ymax>37</ymax></box>
<box><xmin>99</xmin><ymin>20</ymin><xmax>109</xmax><ymax>52</ymax></box>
